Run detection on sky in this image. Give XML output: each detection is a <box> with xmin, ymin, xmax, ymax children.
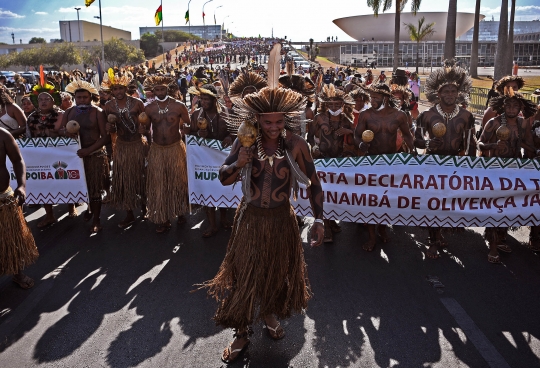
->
<box><xmin>1</xmin><ymin>0</ymin><xmax>540</xmax><ymax>44</ymax></box>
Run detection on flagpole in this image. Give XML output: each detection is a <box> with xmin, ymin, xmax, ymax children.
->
<box><xmin>161</xmin><ymin>0</ymin><xmax>165</xmax><ymax>67</ymax></box>
<box><xmin>188</xmin><ymin>0</ymin><xmax>192</xmax><ymax>41</ymax></box>
<box><xmin>202</xmin><ymin>0</ymin><xmax>213</xmax><ymax>41</ymax></box>
<box><xmin>99</xmin><ymin>0</ymin><xmax>105</xmax><ymax>65</ymax></box>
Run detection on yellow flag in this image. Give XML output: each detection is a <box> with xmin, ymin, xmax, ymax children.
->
<box><xmin>85</xmin><ymin>0</ymin><xmax>96</xmax><ymax>7</ymax></box>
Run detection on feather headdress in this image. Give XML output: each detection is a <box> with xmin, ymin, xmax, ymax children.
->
<box><xmin>143</xmin><ymin>75</ymin><xmax>175</xmax><ymax>90</ymax></box>
<box><xmin>390</xmin><ymin>84</ymin><xmax>411</xmax><ymax>103</ymax></box>
<box><xmin>495</xmin><ymin>75</ymin><xmax>525</xmax><ymax>94</ymax></box>
<box><xmin>278</xmin><ymin>73</ymin><xmax>316</xmax><ymax>102</ymax></box>
<box><xmin>424</xmin><ymin>59</ymin><xmax>472</xmax><ymax>104</ymax></box>
<box><xmin>489</xmin><ymin>90</ymin><xmax>537</xmax><ymax>119</ymax></box>
<box><xmin>366</xmin><ymin>83</ymin><xmax>400</xmax><ymax>109</ymax></box>
<box><xmin>187</xmin><ymin>83</ymin><xmax>220</xmax><ymax>98</ymax></box>
<box><xmin>29</xmin><ymin>76</ymin><xmax>61</xmax><ymax>108</ymax></box>
<box><xmin>225</xmin><ymin>87</ymin><xmax>307</xmax><ymax>134</ymax></box>
<box><xmin>65</xmin><ymin>79</ymin><xmax>99</xmax><ymax>96</ymax></box>
<box><xmin>228</xmin><ymin>71</ymin><xmax>267</xmax><ymax>99</ymax></box>
<box><xmin>349</xmin><ymin>87</ymin><xmax>370</xmax><ymax>102</ymax></box>
<box><xmin>318</xmin><ymin>83</ymin><xmax>355</xmax><ymax>104</ymax></box>
<box><xmin>100</xmin><ymin>68</ymin><xmax>131</xmax><ymax>89</ymax></box>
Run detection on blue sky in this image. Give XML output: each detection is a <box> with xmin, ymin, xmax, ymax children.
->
<box><xmin>1</xmin><ymin>0</ymin><xmax>540</xmax><ymax>44</ymax></box>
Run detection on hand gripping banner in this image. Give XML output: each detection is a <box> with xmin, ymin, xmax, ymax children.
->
<box><xmin>186</xmin><ymin>136</ymin><xmax>540</xmax><ymax>227</ymax></box>
<box><xmin>9</xmin><ymin>138</ymin><xmax>89</xmax><ymax>204</ymax></box>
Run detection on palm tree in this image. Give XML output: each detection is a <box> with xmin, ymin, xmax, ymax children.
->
<box><xmin>367</xmin><ymin>0</ymin><xmax>422</xmax><ymax>70</ymax></box>
<box><xmin>470</xmin><ymin>0</ymin><xmax>481</xmax><ymax>78</ymax></box>
<box><xmin>494</xmin><ymin>0</ymin><xmax>509</xmax><ymax>79</ymax></box>
<box><xmin>505</xmin><ymin>0</ymin><xmax>516</xmax><ymax>74</ymax></box>
<box><xmin>444</xmin><ymin>0</ymin><xmax>457</xmax><ymax>60</ymax></box>
<box><xmin>404</xmin><ymin>16</ymin><xmax>436</xmax><ymax>74</ymax></box>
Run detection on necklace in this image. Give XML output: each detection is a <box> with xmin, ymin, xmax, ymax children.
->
<box><xmin>114</xmin><ymin>97</ymin><xmax>137</xmax><ymax>134</ymax></box>
<box><xmin>256</xmin><ymin>134</ymin><xmax>284</xmax><ymax>167</ymax></box>
<box><xmin>436</xmin><ymin>104</ymin><xmax>460</xmax><ymax>121</ymax></box>
<box><xmin>205</xmin><ymin>110</ymin><xmax>218</xmax><ymax>133</ymax></box>
<box><xmin>157</xmin><ymin>98</ymin><xmax>170</xmax><ymax>114</ymax></box>
<box><xmin>75</xmin><ymin>105</ymin><xmax>91</xmax><ymax>115</ymax></box>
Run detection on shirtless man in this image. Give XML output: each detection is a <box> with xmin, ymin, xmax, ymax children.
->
<box><xmin>0</xmin><ymin>127</ymin><xmax>39</xmax><ymax>289</ymax></box>
<box><xmin>103</xmin><ymin>80</ymin><xmax>147</xmax><ymax>228</ymax></box>
<box><xmin>61</xmin><ymin>83</ymin><xmax>109</xmax><ymax>233</ymax></box>
<box><xmin>414</xmin><ymin>62</ymin><xmax>476</xmax><ymax>259</ymax></box>
<box><xmin>355</xmin><ymin>83</ymin><xmax>415</xmax><ymax>251</ymax></box>
<box><xmin>27</xmin><ymin>89</ymin><xmax>74</xmax><ymax>227</ymax></box>
<box><xmin>482</xmin><ymin>76</ymin><xmax>524</xmax><ymax>127</ymax></box>
<box><xmin>0</xmin><ymin>86</ymin><xmax>27</xmax><ymax>137</ymax></box>
<box><xmin>478</xmin><ymin>92</ymin><xmax>537</xmax><ymax>263</ymax></box>
<box><xmin>187</xmin><ymin>84</ymin><xmax>233</xmax><ymax>237</ymax></box>
<box><xmin>142</xmin><ymin>76</ymin><xmax>190</xmax><ymax>233</ymax></box>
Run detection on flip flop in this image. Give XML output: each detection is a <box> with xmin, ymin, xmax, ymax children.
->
<box><xmin>488</xmin><ymin>254</ymin><xmax>501</xmax><ymax>264</ymax></box>
<box><xmin>12</xmin><ymin>275</ymin><xmax>34</xmax><ymax>289</ymax></box>
<box><xmin>221</xmin><ymin>340</ymin><xmax>250</xmax><ymax>364</ymax></box>
<box><xmin>264</xmin><ymin>322</ymin><xmax>285</xmax><ymax>340</ymax></box>
<box><xmin>497</xmin><ymin>244</ymin><xmax>512</xmax><ymax>253</ymax></box>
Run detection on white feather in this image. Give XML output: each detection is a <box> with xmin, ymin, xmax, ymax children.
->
<box><xmin>267</xmin><ymin>43</ymin><xmax>281</xmax><ymax>89</ymax></box>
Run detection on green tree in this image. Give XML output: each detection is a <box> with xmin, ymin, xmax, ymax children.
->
<box><xmin>104</xmin><ymin>38</ymin><xmax>144</xmax><ymax>67</ymax></box>
<box><xmin>368</xmin><ymin>0</ymin><xmax>421</xmax><ymax>70</ymax></box>
<box><xmin>13</xmin><ymin>47</ymin><xmax>43</xmax><ymax>70</ymax></box>
<box><xmin>470</xmin><ymin>0</ymin><xmax>481</xmax><ymax>77</ymax></box>
<box><xmin>81</xmin><ymin>46</ymin><xmax>102</xmax><ymax>67</ymax></box>
<box><xmin>127</xmin><ymin>48</ymin><xmax>146</xmax><ymax>65</ymax></box>
<box><xmin>29</xmin><ymin>37</ymin><xmax>46</xmax><ymax>44</ymax></box>
<box><xmin>444</xmin><ymin>0</ymin><xmax>457</xmax><ymax>60</ymax></box>
<box><xmin>155</xmin><ymin>30</ymin><xmax>202</xmax><ymax>42</ymax></box>
<box><xmin>140</xmin><ymin>32</ymin><xmax>160</xmax><ymax>57</ymax></box>
<box><xmin>47</xmin><ymin>43</ymin><xmax>81</xmax><ymax>69</ymax></box>
<box><xmin>0</xmin><ymin>53</ymin><xmax>14</xmax><ymax>68</ymax></box>
<box><xmin>404</xmin><ymin>16</ymin><xmax>435</xmax><ymax>74</ymax></box>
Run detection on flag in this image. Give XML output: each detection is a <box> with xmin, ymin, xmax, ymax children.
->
<box><xmin>185</xmin><ymin>10</ymin><xmax>189</xmax><ymax>24</ymax></box>
<box><xmin>85</xmin><ymin>0</ymin><xmax>95</xmax><ymax>7</ymax></box>
<box><xmin>202</xmin><ymin>11</ymin><xmax>205</xmax><ymax>25</ymax></box>
<box><xmin>155</xmin><ymin>5</ymin><xmax>163</xmax><ymax>26</ymax></box>
<box><xmin>214</xmin><ymin>14</ymin><xmax>216</xmax><ymax>25</ymax></box>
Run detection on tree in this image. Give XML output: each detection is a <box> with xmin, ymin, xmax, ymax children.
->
<box><xmin>155</xmin><ymin>30</ymin><xmax>202</xmax><ymax>42</ymax></box>
<box><xmin>444</xmin><ymin>0</ymin><xmax>457</xmax><ymax>60</ymax></box>
<box><xmin>13</xmin><ymin>47</ymin><xmax>43</xmax><ymax>70</ymax></box>
<box><xmin>47</xmin><ymin>43</ymin><xmax>81</xmax><ymax>69</ymax></box>
<box><xmin>0</xmin><ymin>53</ymin><xmax>14</xmax><ymax>69</ymax></box>
<box><xmin>404</xmin><ymin>16</ymin><xmax>435</xmax><ymax>74</ymax></box>
<box><xmin>367</xmin><ymin>0</ymin><xmax>422</xmax><ymax>70</ymax></box>
<box><xmin>140</xmin><ymin>32</ymin><xmax>160</xmax><ymax>58</ymax></box>
<box><xmin>29</xmin><ymin>37</ymin><xmax>46</xmax><ymax>44</ymax></box>
<box><xmin>104</xmin><ymin>38</ymin><xmax>144</xmax><ymax>67</ymax></box>
<box><xmin>470</xmin><ymin>0</ymin><xmax>481</xmax><ymax>78</ymax></box>
<box><xmin>494</xmin><ymin>0</ymin><xmax>509</xmax><ymax>79</ymax></box>
<box><xmin>505</xmin><ymin>0</ymin><xmax>516</xmax><ymax>74</ymax></box>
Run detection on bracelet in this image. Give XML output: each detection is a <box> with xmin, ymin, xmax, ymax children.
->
<box><xmin>314</xmin><ymin>219</ymin><xmax>324</xmax><ymax>225</ymax></box>
<box><xmin>425</xmin><ymin>139</ymin><xmax>430</xmax><ymax>150</ymax></box>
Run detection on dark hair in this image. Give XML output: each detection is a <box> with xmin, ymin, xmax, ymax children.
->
<box><xmin>74</xmin><ymin>89</ymin><xmax>91</xmax><ymax>96</ymax></box>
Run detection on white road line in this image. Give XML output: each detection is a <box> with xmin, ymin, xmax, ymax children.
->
<box><xmin>440</xmin><ymin>297</ymin><xmax>511</xmax><ymax>368</ymax></box>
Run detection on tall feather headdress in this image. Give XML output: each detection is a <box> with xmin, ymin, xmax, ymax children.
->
<box><xmin>489</xmin><ymin>91</ymin><xmax>537</xmax><ymax>119</ymax></box>
<box><xmin>318</xmin><ymin>83</ymin><xmax>355</xmax><ymax>104</ymax></box>
<box><xmin>424</xmin><ymin>59</ymin><xmax>472</xmax><ymax>104</ymax></box>
<box><xmin>495</xmin><ymin>75</ymin><xmax>525</xmax><ymax>94</ymax></box>
<box><xmin>143</xmin><ymin>75</ymin><xmax>175</xmax><ymax>90</ymax></box>
<box><xmin>100</xmin><ymin>68</ymin><xmax>131</xmax><ymax>89</ymax></box>
<box><xmin>390</xmin><ymin>84</ymin><xmax>411</xmax><ymax>103</ymax></box>
<box><xmin>278</xmin><ymin>73</ymin><xmax>316</xmax><ymax>102</ymax></box>
<box><xmin>65</xmin><ymin>79</ymin><xmax>99</xmax><ymax>96</ymax></box>
<box><xmin>228</xmin><ymin>71</ymin><xmax>267</xmax><ymax>99</ymax></box>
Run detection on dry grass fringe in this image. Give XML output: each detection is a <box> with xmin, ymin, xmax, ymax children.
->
<box><xmin>83</xmin><ymin>148</ymin><xmax>110</xmax><ymax>200</ymax></box>
<box><xmin>110</xmin><ymin>138</ymin><xmax>147</xmax><ymax>210</ymax></box>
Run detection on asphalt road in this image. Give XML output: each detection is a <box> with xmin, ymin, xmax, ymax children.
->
<box><xmin>0</xmin><ymin>201</ymin><xmax>539</xmax><ymax>368</ymax></box>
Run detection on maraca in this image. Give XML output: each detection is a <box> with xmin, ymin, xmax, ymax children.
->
<box><xmin>197</xmin><ymin>116</ymin><xmax>208</xmax><ymax>130</ymax></box>
<box><xmin>496</xmin><ymin>124</ymin><xmax>511</xmax><ymax>141</ymax></box>
<box><xmin>432</xmin><ymin>122</ymin><xmax>447</xmax><ymax>138</ymax></box>
<box><xmin>66</xmin><ymin>120</ymin><xmax>80</xmax><ymax>134</ymax></box>
<box><xmin>237</xmin><ymin>121</ymin><xmax>257</xmax><ymax>147</ymax></box>
<box><xmin>138</xmin><ymin>112</ymin><xmax>150</xmax><ymax>125</ymax></box>
<box><xmin>362</xmin><ymin>130</ymin><xmax>374</xmax><ymax>143</ymax></box>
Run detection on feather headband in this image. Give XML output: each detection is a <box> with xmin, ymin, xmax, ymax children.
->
<box><xmin>100</xmin><ymin>68</ymin><xmax>131</xmax><ymax>89</ymax></box>
<box><xmin>143</xmin><ymin>75</ymin><xmax>175</xmax><ymax>90</ymax></box>
<box><xmin>390</xmin><ymin>84</ymin><xmax>411</xmax><ymax>103</ymax></box>
<box><xmin>318</xmin><ymin>83</ymin><xmax>355</xmax><ymax>104</ymax></box>
<box><xmin>65</xmin><ymin>80</ymin><xmax>99</xmax><ymax>96</ymax></box>
<box><xmin>495</xmin><ymin>75</ymin><xmax>525</xmax><ymax>94</ymax></box>
<box><xmin>228</xmin><ymin>71</ymin><xmax>267</xmax><ymax>99</ymax></box>
<box><xmin>187</xmin><ymin>84</ymin><xmax>219</xmax><ymax>98</ymax></box>
<box><xmin>349</xmin><ymin>87</ymin><xmax>370</xmax><ymax>102</ymax></box>
<box><xmin>489</xmin><ymin>91</ymin><xmax>537</xmax><ymax>119</ymax></box>
<box><xmin>278</xmin><ymin>74</ymin><xmax>316</xmax><ymax>102</ymax></box>
<box><xmin>366</xmin><ymin>83</ymin><xmax>400</xmax><ymax>109</ymax></box>
<box><xmin>30</xmin><ymin>82</ymin><xmax>61</xmax><ymax>108</ymax></box>
<box><xmin>424</xmin><ymin>59</ymin><xmax>472</xmax><ymax>104</ymax></box>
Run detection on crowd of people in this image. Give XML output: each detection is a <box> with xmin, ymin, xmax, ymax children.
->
<box><xmin>1</xmin><ymin>39</ymin><xmax>540</xmax><ymax>363</ymax></box>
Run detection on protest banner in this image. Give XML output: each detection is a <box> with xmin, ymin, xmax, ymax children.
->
<box><xmin>8</xmin><ymin>138</ymin><xmax>89</xmax><ymax>204</ymax></box>
<box><xmin>186</xmin><ymin>136</ymin><xmax>540</xmax><ymax>227</ymax></box>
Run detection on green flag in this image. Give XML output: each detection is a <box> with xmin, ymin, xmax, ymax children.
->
<box><xmin>185</xmin><ymin>10</ymin><xmax>189</xmax><ymax>24</ymax></box>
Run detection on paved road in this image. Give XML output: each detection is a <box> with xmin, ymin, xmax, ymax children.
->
<box><xmin>0</xmin><ymin>201</ymin><xmax>540</xmax><ymax>367</ymax></box>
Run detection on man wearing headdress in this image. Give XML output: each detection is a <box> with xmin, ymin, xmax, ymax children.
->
<box><xmin>354</xmin><ymin>83</ymin><xmax>415</xmax><ymax>251</ymax></box>
<box><xmin>186</xmin><ymin>84</ymin><xmax>233</xmax><ymax>237</ymax></box>
<box><xmin>349</xmin><ymin>87</ymin><xmax>370</xmax><ymax>128</ymax></box>
<box><xmin>27</xmin><ymin>82</ymin><xmax>75</xmax><ymax>227</ymax></box>
<box><xmin>478</xmin><ymin>89</ymin><xmax>537</xmax><ymax>263</ymax></box>
<box><xmin>61</xmin><ymin>80</ymin><xmax>109</xmax><ymax>233</ymax></box>
<box><xmin>413</xmin><ymin>60</ymin><xmax>476</xmax><ymax>259</ymax></box>
<box><xmin>0</xmin><ymin>85</ymin><xmax>27</xmax><ymax>138</ymax></box>
<box><xmin>0</xmin><ymin>127</ymin><xmax>39</xmax><ymax>289</ymax></box>
<box><xmin>202</xmin><ymin>44</ymin><xmax>324</xmax><ymax>364</ymax></box>
<box><xmin>391</xmin><ymin>84</ymin><xmax>414</xmax><ymax>152</ymax></box>
<box><xmin>482</xmin><ymin>76</ymin><xmax>525</xmax><ymax>127</ymax></box>
<box><xmin>101</xmin><ymin>72</ymin><xmax>147</xmax><ymax>229</ymax></box>
<box><xmin>142</xmin><ymin>75</ymin><xmax>190</xmax><ymax>233</ymax></box>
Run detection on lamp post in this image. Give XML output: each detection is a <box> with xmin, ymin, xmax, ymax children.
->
<box><xmin>11</xmin><ymin>32</ymin><xmax>14</xmax><ymax>44</ymax></box>
<box><xmin>214</xmin><ymin>5</ymin><xmax>222</xmax><ymax>41</ymax></box>
<box><xmin>74</xmin><ymin>7</ymin><xmax>81</xmax><ymax>42</ymax></box>
<box><xmin>188</xmin><ymin>0</ymin><xmax>192</xmax><ymax>40</ymax></box>
<box><xmin>222</xmin><ymin>15</ymin><xmax>230</xmax><ymax>41</ymax></box>
<box><xmin>94</xmin><ymin>13</ymin><xmax>104</xmax><ymax>64</ymax></box>
<box><xmin>203</xmin><ymin>0</ymin><xmax>213</xmax><ymax>40</ymax></box>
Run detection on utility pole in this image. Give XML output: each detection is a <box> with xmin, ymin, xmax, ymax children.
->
<box><xmin>98</xmin><ymin>0</ymin><xmax>105</xmax><ymax>64</ymax></box>
<box><xmin>74</xmin><ymin>7</ymin><xmax>81</xmax><ymax>42</ymax></box>
<box><xmin>11</xmin><ymin>32</ymin><xmax>14</xmax><ymax>44</ymax></box>
<box><xmin>203</xmin><ymin>0</ymin><xmax>213</xmax><ymax>40</ymax></box>
<box><xmin>188</xmin><ymin>0</ymin><xmax>192</xmax><ymax>40</ymax></box>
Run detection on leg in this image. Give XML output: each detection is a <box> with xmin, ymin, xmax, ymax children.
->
<box><xmin>263</xmin><ymin>314</ymin><xmax>285</xmax><ymax>340</ymax></box>
<box><xmin>377</xmin><ymin>224</ymin><xmax>389</xmax><ymax>243</ymax></box>
<box><xmin>363</xmin><ymin>224</ymin><xmax>377</xmax><ymax>251</ymax></box>
<box><xmin>67</xmin><ymin>204</ymin><xmax>78</xmax><ymax>218</ymax></box>
<box><xmin>486</xmin><ymin>228</ymin><xmax>501</xmax><ymax>264</ymax></box>
<box><xmin>219</xmin><ymin>208</ymin><xmax>232</xmax><ymax>229</ymax></box>
<box><xmin>90</xmin><ymin>199</ymin><xmax>102</xmax><ymax>233</ymax></box>
<box><xmin>12</xmin><ymin>272</ymin><xmax>34</xmax><ymax>289</ymax></box>
<box><xmin>529</xmin><ymin>226</ymin><xmax>540</xmax><ymax>252</ymax></box>
<box><xmin>496</xmin><ymin>227</ymin><xmax>512</xmax><ymax>253</ymax></box>
<box><xmin>329</xmin><ymin>220</ymin><xmax>342</xmax><ymax>233</ymax></box>
<box><xmin>118</xmin><ymin>210</ymin><xmax>136</xmax><ymax>229</ymax></box>
<box><xmin>202</xmin><ymin>206</ymin><xmax>219</xmax><ymax>238</ymax></box>
<box><xmin>323</xmin><ymin>219</ymin><xmax>333</xmax><ymax>243</ymax></box>
<box><xmin>426</xmin><ymin>227</ymin><xmax>441</xmax><ymax>259</ymax></box>
<box><xmin>37</xmin><ymin>204</ymin><xmax>56</xmax><ymax>228</ymax></box>
<box><xmin>177</xmin><ymin>215</ymin><xmax>186</xmax><ymax>225</ymax></box>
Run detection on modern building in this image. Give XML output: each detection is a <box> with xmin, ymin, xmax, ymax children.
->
<box><xmin>59</xmin><ymin>20</ymin><xmax>131</xmax><ymax>43</ymax></box>
<box><xmin>319</xmin><ymin>13</ymin><xmax>540</xmax><ymax>67</ymax></box>
<box><xmin>139</xmin><ymin>25</ymin><xmax>222</xmax><ymax>40</ymax></box>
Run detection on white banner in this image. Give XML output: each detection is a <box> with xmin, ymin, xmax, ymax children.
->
<box><xmin>186</xmin><ymin>136</ymin><xmax>540</xmax><ymax>227</ymax></box>
<box><xmin>9</xmin><ymin>138</ymin><xmax>89</xmax><ymax>204</ymax></box>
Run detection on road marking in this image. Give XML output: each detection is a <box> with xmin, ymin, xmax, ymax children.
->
<box><xmin>440</xmin><ymin>297</ymin><xmax>511</xmax><ymax>368</ymax></box>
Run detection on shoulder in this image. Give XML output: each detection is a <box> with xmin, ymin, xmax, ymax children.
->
<box><xmin>484</xmin><ymin>116</ymin><xmax>500</xmax><ymax>131</ymax></box>
<box><xmin>0</xmin><ymin>126</ymin><xmax>12</xmax><ymax>141</ymax></box>
<box><xmin>285</xmin><ymin>131</ymin><xmax>308</xmax><ymax>152</ymax></box>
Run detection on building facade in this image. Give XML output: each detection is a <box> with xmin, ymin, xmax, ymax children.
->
<box><xmin>59</xmin><ymin>20</ymin><xmax>131</xmax><ymax>43</ymax></box>
<box><xmin>139</xmin><ymin>25</ymin><xmax>222</xmax><ymax>40</ymax></box>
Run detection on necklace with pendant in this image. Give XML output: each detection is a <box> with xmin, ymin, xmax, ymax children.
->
<box><xmin>114</xmin><ymin>98</ymin><xmax>137</xmax><ymax>134</ymax></box>
<box><xmin>157</xmin><ymin>96</ymin><xmax>170</xmax><ymax>114</ymax></box>
<box><xmin>436</xmin><ymin>104</ymin><xmax>460</xmax><ymax>121</ymax></box>
<box><xmin>256</xmin><ymin>134</ymin><xmax>284</xmax><ymax>167</ymax></box>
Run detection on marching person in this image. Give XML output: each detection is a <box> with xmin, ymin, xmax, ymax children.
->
<box><xmin>142</xmin><ymin>75</ymin><xmax>190</xmax><ymax>233</ymax></box>
<box><xmin>0</xmin><ymin>86</ymin><xmax>27</xmax><ymax>138</ymax></box>
<box><xmin>414</xmin><ymin>60</ymin><xmax>476</xmax><ymax>259</ymax></box>
<box><xmin>61</xmin><ymin>80</ymin><xmax>109</xmax><ymax>233</ymax></box>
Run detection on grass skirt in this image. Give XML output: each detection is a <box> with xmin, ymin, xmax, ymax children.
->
<box><xmin>0</xmin><ymin>188</ymin><xmax>38</xmax><ymax>275</ymax></box>
<box><xmin>110</xmin><ymin>138</ymin><xmax>147</xmax><ymax>210</ymax></box>
<box><xmin>146</xmin><ymin>140</ymin><xmax>188</xmax><ymax>224</ymax></box>
<box><xmin>203</xmin><ymin>199</ymin><xmax>311</xmax><ymax>329</ymax></box>
<box><xmin>83</xmin><ymin>148</ymin><xmax>110</xmax><ymax>200</ymax></box>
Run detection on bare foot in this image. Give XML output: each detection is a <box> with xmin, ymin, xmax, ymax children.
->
<box><xmin>37</xmin><ymin>216</ymin><xmax>57</xmax><ymax>228</ymax></box>
<box><xmin>202</xmin><ymin>227</ymin><xmax>218</xmax><ymax>238</ymax></box>
<box><xmin>426</xmin><ymin>243</ymin><xmax>439</xmax><ymax>259</ymax></box>
<box><xmin>91</xmin><ymin>220</ymin><xmax>102</xmax><ymax>233</ymax></box>
<box><xmin>118</xmin><ymin>212</ymin><xmax>135</xmax><ymax>229</ymax></box>
<box><xmin>67</xmin><ymin>204</ymin><xmax>78</xmax><ymax>218</ymax></box>
<box><xmin>378</xmin><ymin>225</ymin><xmax>389</xmax><ymax>243</ymax></box>
<box><xmin>12</xmin><ymin>273</ymin><xmax>34</xmax><ymax>289</ymax></box>
<box><xmin>362</xmin><ymin>239</ymin><xmax>376</xmax><ymax>252</ymax></box>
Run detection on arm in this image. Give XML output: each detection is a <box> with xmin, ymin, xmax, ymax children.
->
<box><xmin>218</xmin><ymin>139</ymin><xmax>246</xmax><ymax>186</ymax></box>
<box><xmin>399</xmin><ymin>112</ymin><xmax>414</xmax><ymax>153</ymax></box>
<box><xmin>414</xmin><ymin>112</ymin><xmax>427</xmax><ymax>149</ymax></box>
<box><xmin>354</xmin><ymin>111</ymin><xmax>369</xmax><ymax>155</ymax></box>
<box><xmin>77</xmin><ymin>109</ymin><xmax>110</xmax><ymax>157</ymax></box>
<box><xmin>477</xmin><ymin>119</ymin><xmax>502</xmax><ymax>152</ymax></box>
<box><xmin>8</xmin><ymin>104</ymin><xmax>27</xmax><ymax>137</ymax></box>
<box><xmin>3</xmin><ymin>129</ymin><xmax>26</xmax><ymax>204</ymax></box>
<box><xmin>464</xmin><ymin>113</ymin><xmax>477</xmax><ymax>157</ymax></box>
<box><xmin>521</xmin><ymin>119</ymin><xmax>536</xmax><ymax>158</ymax></box>
<box><xmin>482</xmin><ymin>107</ymin><xmax>497</xmax><ymax>127</ymax></box>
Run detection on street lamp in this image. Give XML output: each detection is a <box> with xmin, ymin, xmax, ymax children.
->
<box><xmin>214</xmin><ymin>5</ymin><xmax>223</xmax><ymax>41</ymax></box>
<box><xmin>11</xmin><ymin>32</ymin><xmax>14</xmax><ymax>44</ymax></box>
<box><xmin>222</xmin><ymin>15</ymin><xmax>230</xmax><ymax>41</ymax></box>
<box><xmin>93</xmin><ymin>0</ymin><xmax>105</xmax><ymax>65</ymax></box>
<box><xmin>74</xmin><ymin>7</ymin><xmax>81</xmax><ymax>42</ymax></box>
<box><xmin>188</xmin><ymin>0</ymin><xmax>192</xmax><ymax>40</ymax></box>
<box><xmin>203</xmin><ymin>0</ymin><xmax>214</xmax><ymax>40</ymax></box>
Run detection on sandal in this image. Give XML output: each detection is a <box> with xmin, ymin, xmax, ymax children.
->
<box><xmin>156</xmin><ymin>221</ymin><xmax>172</xmax><ymax>233</ymax></box>
<box><xmin>264</xmin><ymin>321</ymin><xmax>285</xmax><ymax>340</ymax></box>
<box><xmin>12</xmin><ymin>274</ymin><xmax>34</xmax><ymax>289</ymax></box>
<box><xmin>37</xmin><ymin>218</ymin><xmax>57</xmax><ymax>229</ymax></box>
<box><xmin>221</xmin><ymin>328</ymin><xmax>252</xmax><ymax>364</ymax></box>
<box><xmin>496</xmin><ymin>244</ymin><xmax>512</xmax><ymax>253</ymax></box>
<box><xmin>488</xmin><ymin>254</ymin><xmax>501</xmax><ymax>264</ymax></box>
<box><xmin>202</xmin><ymin>227</ymin><xmax>218</xmax><ymax>238</ymax></box>
<box><xmin>118</xmin><ymin>219</ymin><xmax>135</xmax><ymax>229</ymax></box>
